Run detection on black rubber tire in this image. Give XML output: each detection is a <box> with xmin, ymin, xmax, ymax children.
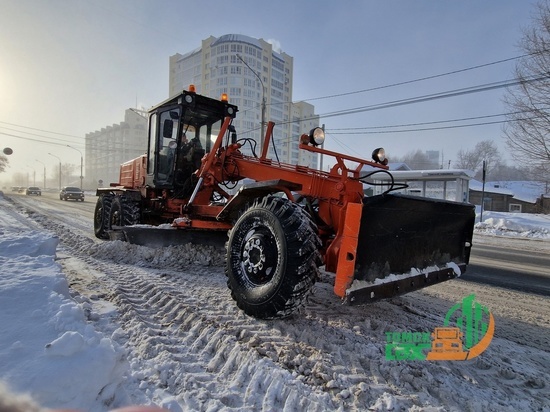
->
<box><xmin>108</xmin><ymin>195</ymin><xmax>141</xmax><ymax>228</ymax></box>
<box><xmin>226</xmin><ymin>196</ymin><xmax>321</xmax><ymax>319</ymax></box>
<box><xmin>94</xmin><ymin>194</ymin><xmax>114</xmax><ymax>239</ymax></box>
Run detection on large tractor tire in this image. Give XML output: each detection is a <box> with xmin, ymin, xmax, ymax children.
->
<box><xmin>94</xmin><ymin>194</ymin><xmax>113</xmax><ymax>239</ymax></box>
<box><xmin>109</xmin><ymin>195</ymin><xmax>141</xmax><ymax>228</ymax></box>
<box><xmin>226</xmin><ymin>196</ymin><xmax>321</xmax><ymax>319</ymax></box>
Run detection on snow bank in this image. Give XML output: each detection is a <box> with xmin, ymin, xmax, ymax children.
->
<box><xmin>0</xmin><ymin>194</ymin><xmax>127</xmax><ymax>411</ymax></box>
<box><xmin>475</xmin><ymin>211</ymin><xmax>550</xmax><ymax>239</ymax></box>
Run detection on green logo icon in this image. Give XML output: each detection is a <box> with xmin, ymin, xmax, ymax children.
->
<box><xmin>385</xmin><ymin>294</ymin><xmax>494</xmax><ymax>361</ymax></box>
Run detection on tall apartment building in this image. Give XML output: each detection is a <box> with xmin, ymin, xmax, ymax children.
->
<box><xmin>169</xmin><ymin>34</ymin><xmax>319</xmax><ymax>168</ymax></box>
<box><xmin>84</xmin><ymin>109</ymin><xmax>147</xmax><ymax>187</ymax></box>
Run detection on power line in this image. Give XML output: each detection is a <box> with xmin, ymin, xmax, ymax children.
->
<box><xmin>317</xmin><ymin>75</ymin><xmax>547</xmax><ymax>120</ymax></box>
<box><xmin>331</xmin><ymin>119</ymin><xmax>507</xmax><ymax>134</ymax></box>
<box><xmin>299</xmin><ymin>54</ymin><xmax>529</xmax><ymax>103</ymax></box>
<box><xmin>326</xmin><ymin>110</ymin><xmax>533</xmax><ymax>132</ymax></box>
<box><xmin>0</xmin><ymin>121</ymin><xmax>84</xmax><ymax>139</ymax></box>
<box><xmin>0</xmin><ymin>131</ymin><xmax>85</xmax><ymax>148</ymax></box>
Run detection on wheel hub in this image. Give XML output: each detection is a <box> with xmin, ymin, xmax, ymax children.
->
<box><xmin>241</xmin><ymin>232</ymin><xmax>275</xmax><ymax>284</ymax></box>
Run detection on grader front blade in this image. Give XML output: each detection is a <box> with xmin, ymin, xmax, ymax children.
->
<box><xmin>346</xmin><ymin>193</ymin><xmax>475</xmax><ymax>304</ymax></box>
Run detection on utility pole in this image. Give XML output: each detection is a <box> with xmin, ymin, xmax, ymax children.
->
<box><xmin>67</xmin><ymin>145</ymin><xmax>84</xmax><ymax>189</ymax></box>
<box><xmin>319</xmin><ymin>124</ymin><xmax>325</xmax><ymax>171</ymax></box>
<box><xmin>480</xmin><ymin>160</ymin><xmax>487</xmax><ymax>222</ymax></box>
<box><xmin>236</xmin><ymin>54</ymin><xmax>266</xmax><ymax>154</ymax></box>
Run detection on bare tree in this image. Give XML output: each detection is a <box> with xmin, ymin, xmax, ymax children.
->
<box><xmin>454</xmin><ymin>140</ymin><xmax>501</xmax><ymax>179</ymax></box>
<box><xmin>503</xmin><ymin>0</ymin><xmax>550</xmax><ymax>180</ymax></box>
<box><xmin>393</xmin><ymin>150</ymin><xmax>439</xmax><ymax>170</ymax></box>
<box><xmin>50</xmin><ymin>163</ymin><xmax>77</xmax><ymax>187</ymax></box>
<box><xmin>0</xmin><ymin>154</ymin><xmax>7</xmax><ymax>173</ymax></box>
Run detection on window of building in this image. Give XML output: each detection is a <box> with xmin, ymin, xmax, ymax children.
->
<box><xmin>509</xmin><ymin>204</ymin><xmax>522</xmax><ymax>212</ymax></box>
<box><xmin>216</xmin><ymin>55</ymin><xmax>229</xmax><ymax>65</ymax></box>
<box><xmin>272</xmin><ymin>58</ymin><xmax>284</xmax><ymax>71</ymax></box>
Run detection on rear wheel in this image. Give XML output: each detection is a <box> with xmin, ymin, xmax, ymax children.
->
<box><xmin>226</xmin><ymin>196</ymin><xmax>321</xmax><ymax>319</ymax></box>
<box><xmin>109</xmin><ymin>195</ymin><xmax>141</xmax><ymax>228</ymax></box>
<box><xmin>94</xmin><ymin>194</ymin><xmax>114</xmax><ymax>239</ymax></box>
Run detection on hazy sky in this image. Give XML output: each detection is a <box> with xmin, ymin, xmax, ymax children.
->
<box><xmin>0</xmin><ymin>0</ymin><xmax>538</xmax><ymax>183</ymax></box>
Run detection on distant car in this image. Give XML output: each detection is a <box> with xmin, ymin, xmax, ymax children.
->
<box><xmin>11</xmin><ymin>186</ymin><xmax>20</xmax><ymax>192</ymax></box>
<box><xmin>17</xmin><ymin>187</ymin><xmax>25</xmax><ymax>193</ymax></box>
<box><xmin>59</xmin><ymin>186</ymin><xmax>85</xmax><ymax>201</ymax></box>
<box><xmin>26</xmin><ymin>186</ymin><xmax>42</xmax><ymax>196</ymax></box>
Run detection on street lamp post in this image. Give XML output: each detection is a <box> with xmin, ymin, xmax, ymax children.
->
<box><xmin>236</xmin><ymin>54</ymin><xmax>266</xmax><ymax>153</ymax></box>
<box><xmin>48</xmin><ymin>153</ymin><xmax>62</xmax><ymax>190</ymax></box>
<box><xmin>67</xmin><ymin>145</ymin><xmax>83</xmax><ymax>190</ymax></box>
<box><xmin>26</xmin><ymin>165</ymin><xmax>36</xmax><ymax>186</ymax></box>
<box><xmin>35</xmin><ymin>159</ymin><xmax>46</xmax><ymax>189</ymax></box>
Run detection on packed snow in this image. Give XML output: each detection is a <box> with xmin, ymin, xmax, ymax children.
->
<box><xmin>0</xmin><ymin>196</ymin><xmax>126</xmax><ymax>411</ymax></box>
<box><xmin>475</xmin><ymin>210</ymin><xmax>550</xmax><ymax>239</ymax></box>
<box><xmin>0</xmin><ymin>191</ymin><xmax>549</xmax><ymax>411</ymax></box>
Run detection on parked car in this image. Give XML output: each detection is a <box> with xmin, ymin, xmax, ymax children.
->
<box><xmin>26</xmin><ymin>186</ymin><xmax>42</xmax><ymax>196</ymax></box>
<box><xmin>59</xmin><ymin>186</ymin><xmax>85</xmax><ymax>201</ymax></box>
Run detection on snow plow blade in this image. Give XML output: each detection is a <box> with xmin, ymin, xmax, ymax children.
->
<box><xmin>347</xmin><ymin>194</ymin><xmax>475</xmax><ymax>305</ymax></box>
<box><xmin>108</xmin><ymin>226</ymin><xmax>227</xmax><ymax>249</ymax></box>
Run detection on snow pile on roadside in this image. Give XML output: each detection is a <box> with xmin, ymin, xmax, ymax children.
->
<box><xmin>475</xmin><ymin>211</ymin><xmax>550</xmax><ymax>239</ymax></box>
<box><xmin>0</xmin><ymin>194</ymin><xmax>127</xmax><ymax>411</ymax></box>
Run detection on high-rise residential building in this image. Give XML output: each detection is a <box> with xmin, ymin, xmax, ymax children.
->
<box><xmin>169</xmin><ymin>34</ymin><xmax>319</xmax><ymax>168</ymax></box>
<box><xmin>85</xmin><ymin>109</ymin><xmax>147</xmax><ymax>187</ymax></box>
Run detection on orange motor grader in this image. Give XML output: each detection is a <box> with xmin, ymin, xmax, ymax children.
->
<box><xmin>94</xmin><ymin>87</ymin><xmax>475</xmax><ymax>319</ymax></box>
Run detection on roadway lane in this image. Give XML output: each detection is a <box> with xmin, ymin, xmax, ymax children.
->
<box><xmin>464</xmin><ymin>242</ymin><xmax>550</xmax><ymax>296</ymax></box>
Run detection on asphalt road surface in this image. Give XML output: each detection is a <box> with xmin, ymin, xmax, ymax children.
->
<box><xmin>465</xmin><ymin>242</ymin><xmax>550</xmax><ymax>296</ymax></box>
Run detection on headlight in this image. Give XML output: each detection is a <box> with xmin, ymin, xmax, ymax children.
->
<box><xmin>372</xmin><ymin>148</ymin><xmax>388</xmax><ymax>165</ymax></box>
<box><xmin>309</xmin><ymin>127</ymin><xmax>325</xmax><ymax>146</ymax></box>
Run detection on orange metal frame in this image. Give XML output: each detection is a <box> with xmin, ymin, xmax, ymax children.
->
<box><xmin>191</xmin><ymin>118</ymin><xmax>389</xmax><ymax>297</ymax></box>
<box><xmin>113</xmin><ymin>116</ymin><xmax>389</xmax><ymax>297</ymax></box>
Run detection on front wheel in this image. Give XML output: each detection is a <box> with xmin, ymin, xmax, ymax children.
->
<box><xmin>94</xmin><ymin>194</ymin><xmax>114</xmax><ymax>239</ymax></box>
<box><xmin>226</xmin><ymin>196</ymin><xmax>321</xmax><ymax>319</ymax></box>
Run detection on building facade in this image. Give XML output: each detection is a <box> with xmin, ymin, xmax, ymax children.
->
<box><xmin>84</xmin><ymin>109</ymin><xmax>147</xmax><ymax>187</ymax></box>
<box><xmin>169</xmin><ymin>34</ymin><xmax>319</xmax><ymax>168</ymax></box>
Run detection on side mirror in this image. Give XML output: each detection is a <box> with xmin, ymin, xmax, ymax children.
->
<box><xmin>163</xmin><ymin>119</ymin><xmax>174</xmax><ymax>138</ymax></box>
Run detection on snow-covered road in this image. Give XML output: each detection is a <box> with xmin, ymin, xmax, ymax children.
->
<box><xmin>1</xmin><ymin>192</ymin><xmax>549</xmax><ymax>411</ymax></box>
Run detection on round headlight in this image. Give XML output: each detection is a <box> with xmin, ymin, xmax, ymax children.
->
<box><xmin>309</xmin><ymin>127</ymin><xmax>325</xmax><ymax>146</ymax></box>
<box><xmin>184</xmin><ymin>94</ymin><xmax>194</xmax><ymax>104</ymax></box>
<box><xmin>372</xmin><ymin>148</ymin><xmax>388</xmax><ymax>165</ymax></box>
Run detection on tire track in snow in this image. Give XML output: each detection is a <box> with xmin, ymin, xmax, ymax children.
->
<box><xmin>96</xmin><ymin>264</ymin><xmax>337</xmax><ymax>410</ymax></box>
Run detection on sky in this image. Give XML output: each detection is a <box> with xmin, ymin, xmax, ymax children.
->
<box><xmin>0</xmin><ymin>0</ymin><xmax>539</xmax><ymax>185</ymax></box>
